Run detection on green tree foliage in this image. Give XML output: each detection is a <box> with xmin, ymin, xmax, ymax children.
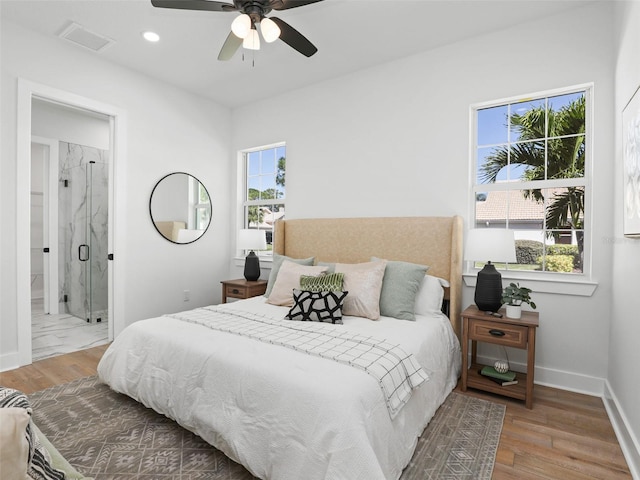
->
<box><xmin>515</xmin><ymin>240</ymin><xmax>543</xmax><ymax>265</ymax></box>
<box><xmin>247</xmin><ymin>188</ymin><xmax>262</xmax><ymax>226</ymax></box>
<box><xmin>276</xmin><ymin>157</ymin><xmax>285</xmax><ymax>188</ymax></box>
<box><xmin>540</xmin><ymin>255</ymin><xmax>574</xmax><ymax>273</ymax></box>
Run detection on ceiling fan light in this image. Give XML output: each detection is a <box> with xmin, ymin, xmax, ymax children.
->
<box><xmin>231</xmin><ymin>14</ymin><xmax>251</xmax><ymax>39</ymax></box>
<box><xmin>243</xmin><ymin>28</ymin><xmax>260</xmax><ymax>50</ymax></box>
<box><xmin>260</xmin><ymin>17</ymin><xmax>281</xmax><ymax>43</ymax></box>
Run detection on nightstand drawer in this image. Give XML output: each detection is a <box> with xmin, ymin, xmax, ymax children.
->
<box><xmin>225</xmin><ymin>285</ymin><xmax>246</xmax><ymax>298</ymax></box>
<box><xmin>468</xmin><ymin>318</ymin><xmax>528</xmax><ymax>348</ymax></box>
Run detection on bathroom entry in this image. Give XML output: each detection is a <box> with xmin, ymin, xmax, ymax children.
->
<box><xmin>29</xmin><ymin>97</ymin><xmax>112</xmax><ymax>361</ymax></box>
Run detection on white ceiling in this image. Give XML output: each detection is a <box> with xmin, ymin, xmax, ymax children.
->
<box><xmin>2</xmin><ymin>0</ymin><xmax>594</xmax><ymax>109</ymax></box>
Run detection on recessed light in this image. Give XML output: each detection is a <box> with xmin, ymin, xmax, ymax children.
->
<box><xmin>143</xmin><ymin>31</ymin><xmax>160</xmax><ymax>43</ymax></box>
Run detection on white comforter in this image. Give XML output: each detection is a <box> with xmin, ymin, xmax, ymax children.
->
<box><xmin>97</xmin><ymin>297</ymin><xmax>461</xmax><ymax>480</ymax></box>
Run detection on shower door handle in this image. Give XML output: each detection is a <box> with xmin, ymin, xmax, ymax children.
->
<box><xmin>78</xmin><ymin>244</ymin><xmax>89</xmax><ymax>262</ymax></box>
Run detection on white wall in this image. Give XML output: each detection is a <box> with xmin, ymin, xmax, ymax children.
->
<box><xmin>1</xmin><ymin>20</ymin><xmax>232</xmax><ymax>369</ymax></box>
<box><xmin>610</xmin><ymin>2</ymin><xmax>640</xmax><ymax>477</ymax></box>
<box><xmin>231</xmin><ymin>3</ymin><xmax>615</xmax><ymax>394</ymax></box>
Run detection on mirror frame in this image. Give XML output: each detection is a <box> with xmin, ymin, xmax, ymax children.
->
<box><xmin>149</xmin><ymin>171</ymin><xmax>212</xmax><ymax>245</ymax></box>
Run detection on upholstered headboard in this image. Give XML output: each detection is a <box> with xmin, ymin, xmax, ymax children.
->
<box><xmin>273</xmin><ymin>216</ymin><xmax>464</xmax><ymax>338</ymax></box>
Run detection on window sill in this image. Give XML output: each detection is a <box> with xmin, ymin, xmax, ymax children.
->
<box><xmin>233</xmin><ymin>256</ymin><xmax>274</xmax><ymax>270</ymax></box>
<box><xmin>462</xmin><ymin>273</ymin><xmax>598</xmax><ymax>297</ymax></box>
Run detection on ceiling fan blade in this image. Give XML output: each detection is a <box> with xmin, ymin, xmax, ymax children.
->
<box><xmin>269</xmin><ymin>17</ymin><xmax>318</xmax><ymax>57</ymax></box>
<box><xmin>269</xmin><ymin>0</ymin><xmax>324</xmax><ymax>10</ymax></box>
<box><xmin>151</xmin><ymin>0</ymin><xmax>236</xmax><ymax>12</ymax></box>
<box><xmin>218</xmin><ymin>31</ymin><xmax>243</xmax><ymax>61</ymax></box>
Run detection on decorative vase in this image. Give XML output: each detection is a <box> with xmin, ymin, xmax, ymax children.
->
<box><xmin>494</xmin><ymin>360</ymin><xmax>510</xmax><ymax>373</ymax></box>
<box><xmin>506</xmin><ymin>304</ymin><xmax>522</xmax><ymax>319</ymax></box>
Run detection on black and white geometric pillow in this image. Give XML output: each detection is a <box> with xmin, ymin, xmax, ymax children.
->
<box><xmin>285</xmin><ymin>289</ymin><xmax>348</xmax><ymax>324</ymax></box>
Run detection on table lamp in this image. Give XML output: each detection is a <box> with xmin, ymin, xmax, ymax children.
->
<box><xmin>464</xmin><ymin>229</ymin><xmax>516</xmax><ymax>312</ymax></box>
<box><xmin>238</xmin><ymin>229</ymin><xmax>267</xmax><ymax>281</ymax></box>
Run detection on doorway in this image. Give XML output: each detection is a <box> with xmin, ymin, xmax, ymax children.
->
<box><xmin>30</xmin><ymin>135</ymin><xmax>110</xmax><ymax>361</ymax></box>
<box><xmin>17</xmin><ymin>79</ymin><xmax>126</xmax><ymax>367</ymax></box>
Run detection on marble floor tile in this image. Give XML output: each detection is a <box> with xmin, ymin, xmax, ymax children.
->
<box><xmin>32</xmin><ymin>300</ymin><xmax>108</xmax><ymax>362</ymax></box>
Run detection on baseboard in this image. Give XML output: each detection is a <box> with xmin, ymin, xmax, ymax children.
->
<box><xmin>0</xmin><ymin>351</ymin><xmax>20</xmax><ymax>373</ymax></box>
<box><xmin>603</xmin><ymin>381</ymin><xmax>640</xmax><ymax>480</ymax></box>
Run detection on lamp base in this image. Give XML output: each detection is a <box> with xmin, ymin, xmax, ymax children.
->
<box><xmin>244</xmin><ymin>251</ymin><xmax>261</xmax><ymax>281</ymax></box>
<box><xmin>474</xmin><ymin>262</ymin><xmax>503</xmax><ymax>312</ymax></box>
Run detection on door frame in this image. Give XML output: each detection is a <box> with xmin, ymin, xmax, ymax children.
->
<box><xmin>31</xmin><ymin>136</ymin><xmax>59</xmax><ymax>315</ymax></box>
<box><xmin>17</xmin><ymin>79</ymin><xmax>127</xmax><ymax>366</ymax></box>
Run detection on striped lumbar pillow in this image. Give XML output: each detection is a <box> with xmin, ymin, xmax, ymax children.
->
<box><xmin>300</xmin><ymin>272</ymin><xmax>344</xmax><ymax>292</ymax></box>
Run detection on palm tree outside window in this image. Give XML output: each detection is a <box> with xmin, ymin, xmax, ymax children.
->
<box><xmin>472</xmin><ymin>86</ymin><xmax>590</xmax><ymax>274</ymax></box>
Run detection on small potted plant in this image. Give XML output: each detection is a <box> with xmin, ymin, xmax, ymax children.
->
<box><xmin>501</xmin><ymin>282</ymin><xmax>537</xmax><ymax>319</ymax></box>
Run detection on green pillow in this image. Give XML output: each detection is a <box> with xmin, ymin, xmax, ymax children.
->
<box><xmin>300</xmin><ymin>272</ymin><xmax>344</xmax><ymax>292</ymax></box>
<box><xmin>265</xmin><ymin>254</ymin><xmax>315</xmax><ymax>297</ymax></box>
<box><xmin>372</xmin><ymin>257</ymin><xmax>428</xmax><ymax>321</ymax></box>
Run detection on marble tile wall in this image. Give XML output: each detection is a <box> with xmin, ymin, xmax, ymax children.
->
<box><xmin>58</xmin><ymin>142</ymin><xmax>109</xmax><ymax>322</ymax></box>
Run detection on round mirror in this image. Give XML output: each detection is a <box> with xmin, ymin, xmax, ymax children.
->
<box><xmin>149</xmin><ymin>172</ymin><xmax>212</xmax><ymax>244</ymax></box>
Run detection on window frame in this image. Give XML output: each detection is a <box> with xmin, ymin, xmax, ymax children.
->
<box><xmin>192</xmin><ymin>179</ymin><xmax>210</xmax><ymax>231</ymax></box>
<box><xmin>237</xmin><ymin>141</ymin><xmax>286</xmax><ymax>257</ymax></box>
<box><xmin>467</xmin><ymin>84</ymin><xmax>596</xmax><ymax>294</ymax></box>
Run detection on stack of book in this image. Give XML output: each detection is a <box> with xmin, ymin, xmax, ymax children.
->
<box><xmin>479</xmin><ymin>366</ymin><xmax>518</xmax><ymax>386</ymax></box>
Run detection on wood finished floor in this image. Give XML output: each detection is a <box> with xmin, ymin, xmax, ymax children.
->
<box><xmin>0</xmin><ymin>344</ymin><xmax>632</xmax><ymax>480</ymax></box>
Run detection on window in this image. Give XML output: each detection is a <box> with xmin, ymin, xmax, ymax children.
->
<box><xmin>471</xmin><ymin>86</ymin><xmax>590</xmax><ymax>275</ymax></box>
<box><xmin>241</xmin><ymin>143</ymin><xmax>286</xmax><ymax>253</ymax></box>
<box><xmin>193</xmin><ymin>179</ymin><xmax>210</xmax><ymax>230</ymax></box>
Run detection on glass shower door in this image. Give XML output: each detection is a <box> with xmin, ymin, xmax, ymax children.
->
<box><xmin>85</xmin><ymin>160</ymin><xmax>108</xmax><ymax>322</ymax></box>
<box><xmin>60</xmin><ymin>143</ymin><xmax>108</xmax><ymax>323</ymax></box>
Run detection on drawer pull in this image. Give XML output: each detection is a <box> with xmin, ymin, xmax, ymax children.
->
<box><xmin>489</xmin><ymin>329</ymin><xmax>505</xmax><ymax>337</ymax></box>
<box><xmin>232</xmin><ymin>289</ymin><xmax>240</xmax><ymax>294</ymax></box>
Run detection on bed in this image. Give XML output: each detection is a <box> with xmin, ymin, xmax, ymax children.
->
<box><xmin>97</xmin><ymin>215</ymin><xmax>463</xmax><ymax>480</ymax></box>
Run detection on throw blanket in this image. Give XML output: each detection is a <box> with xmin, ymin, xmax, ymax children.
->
<box><xmin>167</xmin><ymin>306</ymin><xmax>429</xmax><ymax>418</ymax></box>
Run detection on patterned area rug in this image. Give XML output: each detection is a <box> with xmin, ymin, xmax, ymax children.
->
<box><xmin>28</xmin><ymin>376</ymin><xmax>505</xmax><ymax>480</ymax></box>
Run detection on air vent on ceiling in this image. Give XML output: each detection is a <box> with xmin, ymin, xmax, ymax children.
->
<box><xmin>58</xmin><ymin>22</ymin><xmax>114</xmax><ymax>53</ymax></box>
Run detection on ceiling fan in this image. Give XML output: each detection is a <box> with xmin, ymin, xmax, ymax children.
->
<box><xmin>150</xmin><ymin>0</ymin><xmax>324</xmax><ymax>61</ymax></box>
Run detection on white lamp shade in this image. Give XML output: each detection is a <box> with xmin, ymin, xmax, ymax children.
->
<box><xmin>231</xmin><ymin>14</ymin><xmax>251</xmax><ymax>39</ymax></box>
<box><xmin>238</xmin><ymin>229</ymin><xmax>267</xmax><ymax>251</ymax></box>
<box><xmin>464</xmin><ymin>229</ymin><xmax>516</xmax><ymax>263</ymax></box>
<box><xmin>260</xmin><ymin>17</ymin><xmax>281</xmax><ymax>43</ymax></box>
<box><xmin>243</xmin><ymin>28</ymin><xmax>260</xmax><ymax>50</ymax></box>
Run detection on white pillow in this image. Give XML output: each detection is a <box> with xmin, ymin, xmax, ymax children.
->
<box><xmin>335</xmin><ymin>260</ymin><xmax>387</xmax><ymax>320</ymax></box>
<box><xmin>267</xmin><ymin>260</ymin><xmax>328</xmax><ymax>306</ymax></box>
<box><xmin>414</xmin><ymin>275</ymin><xmax>449</xmax><ymax>316</ymax></box>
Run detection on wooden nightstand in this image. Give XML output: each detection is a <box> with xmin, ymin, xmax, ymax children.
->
<box><xmin>461</xmin><ymin>304</ymin><xmax>539</xmax><ymax>409</ymax></box>
<box><xmin>221</xmin><ymin>279</ymin><xmax>267</xmax><ymax>303</ymax></box>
